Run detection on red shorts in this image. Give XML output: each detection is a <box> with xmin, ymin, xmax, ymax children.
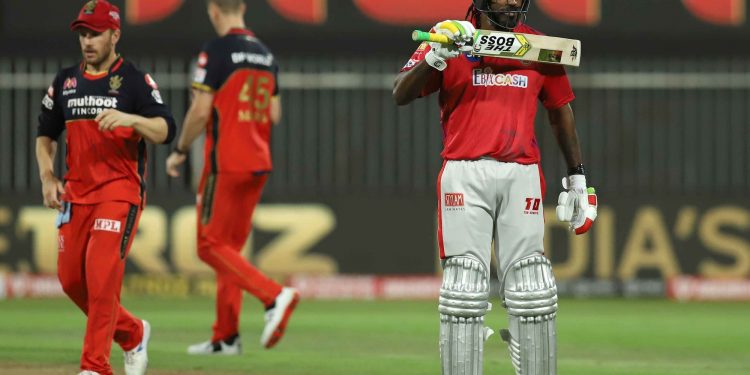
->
<box><xmin>197</xmin><ymin>172</ymin><xmax>268</xmax><ymax>248</ymax></box>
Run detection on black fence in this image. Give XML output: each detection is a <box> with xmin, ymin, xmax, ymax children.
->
<box><xmin>1</xmin><ymin>56</ymin><xmax>748</xmax><ymax>198</ymax></box>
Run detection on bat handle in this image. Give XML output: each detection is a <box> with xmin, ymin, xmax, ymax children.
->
<box><xmin>411</xmin><ymin>30</ymin><xmax>451</xmax><ymax>45</ymax></box>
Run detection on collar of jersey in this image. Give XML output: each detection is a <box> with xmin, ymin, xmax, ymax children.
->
<box><xmin>228</xmin><ymin>27</ymin><xmax>254</xmax><ymax>37</ymax></box>
<box><xmin>80</xmin><ymin>55</ymin><xmax>124</xmax><ymax>80</ymax></box>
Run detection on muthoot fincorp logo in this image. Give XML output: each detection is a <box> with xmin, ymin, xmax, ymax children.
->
<box><xmin>67</xmin><ymin>96</ymin><xmax>118</xmax><ymax>116</ymax></box>
<box><xmin>472</xmin><ymin>68</ymin><xmax>528</xmax><ymax>88</ymax></box>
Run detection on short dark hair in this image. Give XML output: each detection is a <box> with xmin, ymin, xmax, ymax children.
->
<box><xmin>207</xmin><ymin>0</ymin><xmax>244</xmax><ymax>13</ymax></box>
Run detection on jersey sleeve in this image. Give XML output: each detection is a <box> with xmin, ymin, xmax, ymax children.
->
<box><xmin>399</xmin><ymin>42</ymin><xmax>441</xmax><ymax>97</ymax></box>
<box><xmin>135</xmin><ymin>73</ymin><xmax>177</xmax><ymax>144</ymax></box>
<box><xmin>192</xmin><ymin>43</ymin><xmax>225</xmax><ymax>93</ymax></box>
<box><xmin>37</xmin><ymin>72</ymin><xmax>65</xmax><ymax>140</ymax></box>
<box><xmin>538</xmin><ymin>65</ymin><xmax>575</xmax><ymax>110</ymax></box>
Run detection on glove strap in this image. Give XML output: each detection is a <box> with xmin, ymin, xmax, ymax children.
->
<box><xmin>425</xmin><ymin>50</ymin><xmax>448</xmax><ymax>71</ymax></box>
<box><xmin>567</xmin><ymin>164</ymin><xmax>586</xmax><ymax>176</ymax></box>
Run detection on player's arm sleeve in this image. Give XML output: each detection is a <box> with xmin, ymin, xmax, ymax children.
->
<box><xmin>192</xmin><ymin>44</ymin><xmax>225</xmax><ymax>93</ymax></box>
<box><xmin>399</xmin><ymin>43</ymin><xmax>442</xmax><ymax>97</ymax></box>
<box><xmin>37</xmin><ymin>73</ymin><xmax>65</xmax><ymax>140</ymax></box>
<box><xmin>135</xmin><ymin>73</ymin><xmax>177</xmax><ymax>144</ymax></box>
<box><xmin>539</xmin><ymin>65</ymin><xmax>575</xmax><ymax>110</ymax></box>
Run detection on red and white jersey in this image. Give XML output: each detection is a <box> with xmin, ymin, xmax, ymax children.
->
<box><xmin>401</xmin><ymin>23</ymin><xmax>575</xmax><ymax>164</ymax></box>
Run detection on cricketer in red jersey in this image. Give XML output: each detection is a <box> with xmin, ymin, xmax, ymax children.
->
<box><xmin>393</xmin><ymin>1</ymin><xmax>598</xmax><ymax>375</ymax></box>
<box><xmin>166</xmin><ymin>0</ymin><xmax>299</xmax><ymax>355</ymax></box>
<box><xmin>35</xmin><ymin>1</ymin><xmax>176</xmax><ymax>375</ymax></box>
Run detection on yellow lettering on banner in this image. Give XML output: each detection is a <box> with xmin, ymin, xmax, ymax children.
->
<box><xmin>171</xmin><ymin>206</ymin><xmax>210</xmax><ymax>275</ymax></box>
<box><xmin>254</xmin><ymin>204</ymin><xmax>338</xmax><ymax>278</ymax></box>
<box><xmin>128</xmin><ymin>207</ymin><xmax>169</xmax><ymax>273</ymax></box>
<box><xmin>170</xmin><ymin>206</ymin><xmax>250</xmax><ymax>276</ymax></box>
<box><xmin>618</xmin><ymin>207</ymin><xmax>681</xmax><ymax>279</ymax></box>
<box><xmin>594</xmin><ymin>207</ymin><xmax>615</xmax><ymax>279</ymax></box>
<box><xmin>699</xmin><ymin>206</ymin><xmax>750</xmax><ymax>278</ymax></box>
<box><xmin>16</xmin><ymin>208</ymin><xmax>57</xmax><ymax>274</ymax></box>
<box><xmin>544</xmin><ymin>208</ymin><xmax>588</xmax><ymax>280</ymax></box>
<box><xmin>123</xmin><ymin>274</ymin><xmax>190</xmax><ymax>297</ymax></box>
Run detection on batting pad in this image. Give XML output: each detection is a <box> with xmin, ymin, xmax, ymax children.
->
<box><xmin>439</xmin><ymin>256</ymin><xmax>490</xmax><ymax>375</ymax></box>
<box><xmin>501</xmin><ymin>255</ymin><xmax>558</xmax><ymax>375</ymax></box>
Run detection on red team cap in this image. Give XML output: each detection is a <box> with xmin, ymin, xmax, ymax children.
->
<box><xmin>70</xmin><ymin>0</ymin><xmax>121</xmax><ymax>32</ymax></box>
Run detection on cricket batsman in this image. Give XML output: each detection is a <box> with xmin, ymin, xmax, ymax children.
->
<box><xmin>166</xmin><ymin>0</ymin><xmax>299</xmax><ymax>354</ymax></box>
<box><xmin>393</xmin><ymin>1</ymin><xmax>598</xmax><ymax>374</ymax></box>
<box><xmin>35</xmin><ymin>1</ymin><xmax>176</xmax><ymax>374</ymax></box>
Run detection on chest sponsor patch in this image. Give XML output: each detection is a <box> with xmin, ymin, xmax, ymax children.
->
<box><xmin>472</xmin><ymin>67</ymin><xmax>528</xmax><ymax>88</ymax></box>
<box><xmin>67</xmin><ymin>96</ymin><xmax>118</xmax><ymax>116</ymax></box>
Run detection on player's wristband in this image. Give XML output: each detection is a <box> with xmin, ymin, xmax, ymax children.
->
<box><xmin>425</xmin><ymin>50</ymin><xmax>447</xmax><ymax>71</ymax></box>
<box><xmin>173</xmin><ymin>146</ymin><xmax>188</xmax><ymax>155</ymax></box>
<box><xmin>568</xmin><ymin>164</ymin><xmax>586</xmax><ymax>176</ymax></box>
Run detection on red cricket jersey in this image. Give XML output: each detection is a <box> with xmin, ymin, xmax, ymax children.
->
<box><xmin>192</xmin><ymin>28</ymin><xmax>279</xmax><ymax>174</ymax></box>
<box><xmin>37</xmin><ymin>58</ymin><xmax>176</xmax><ymax>206</ymax></box>
<box><xmin>401</xmin><ymin>23</ymin><xmax>575</xmax><ymax>164</ymax></box>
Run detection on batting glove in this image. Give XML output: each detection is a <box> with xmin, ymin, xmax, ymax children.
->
<box><xmin>556</xmin><ymin>174</ymin><xmax>598</xmax><ymax>235</ymax></box>
<box><xmin>425</xmin><ymin>20</ymin><xmax>476</xmax><ymax>71</ymax></box>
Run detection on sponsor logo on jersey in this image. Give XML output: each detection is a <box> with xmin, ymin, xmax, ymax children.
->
<box><xmin>93</xmin><ymin>218</ymin><xmax>122</xmax><ymax>233</ymax></box>
<box><xmin>231</xmin><ymin>52</ymin><xmax>273</xmax><ymax>67</ymax></box>
<box><xmin>63</xmin><ymin>77</ymin><xmax>78</xmax><ymax>96</ymax></box>
<box><xmin>472</xmin><ymin>67</ymin><xmax>528</xmax><ymax>88</ymax></box>
<box><xmin>197</xmin><ymin>52</ymin><xmax>208</xmax><ymax>68</ymax></box>
<box><xmin>42</xmin><ymin>94</ymin><xmax>54</xmax><ymax>110</ymax></box>
<box><xmin>524</xmin><ymin>197</ymin><xmax>541</xmax><ymax>215</ymax></box>
<box><xmin>145</xmin><ymin>74</ymin><xmax>159</xmax><ymax>90</ymax></box>
<box><xmin>193</xmin><ymin>67</ymin><xmax>207</xmax><ymax>84</ymax></box>
<box><xmin>43</xmin><ymin>85</ymin><xmax>56</xmax><ymax>109</ymax></box>
<box><xmin>109</xmin><ymin>75</ymin><xmax>123</xmax><ymax>95</ymax></box>
<box><xmin>404</xmin><ymin>59</ymin><xmax>419</xmax><ymax>69</ymax></box>
<box><xmin>58</xmin><ymin>234</ymin><xmax>64</xmax><ymax>252</ymax></box>
<box><xmin>67</xmin><ymin>95</ymin><xmax>118</xmax><ymax>116</ymax></box>
<box><xmin>151</xmin><ymin>89</ymin><xmax>163</xmax><ymax>104</ymax></box>
<box><xmin>63</xmin><ymin>77</ymin><xmax>77</xmax><ymax>90</ymax></box>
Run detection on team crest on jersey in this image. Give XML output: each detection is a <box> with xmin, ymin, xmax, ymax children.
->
<box><xmin>472</xmin><ymin>67</ymin><xmax>528</xmax><ymax>88</ymax></box>
<box><xmin>109</xmin><ymin>75</ymin><xmax>123</xmax><ymax>94</ymax></box>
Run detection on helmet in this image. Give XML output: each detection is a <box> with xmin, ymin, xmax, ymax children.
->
<box><xmin>471</xmin><ymin>0</ymin><xmax>531</xmax><ymax>30</ymax></box>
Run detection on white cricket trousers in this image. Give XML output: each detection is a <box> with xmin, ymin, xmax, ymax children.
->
<box><xmin>437</xmin><ymin>158</ymin><xmax>546</xmax><ymax>280</ymax></box>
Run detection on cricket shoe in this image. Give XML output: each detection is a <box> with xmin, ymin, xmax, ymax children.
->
<box><xmin>187</xmin><ymin>334</ymin><xmax>242</xmax><ymax>355</ymax></box>
<box><xmin>78</xmin><ymin>372</ymin><xmax>100</xmax><ymax>375</ymax></box>
<box><xmin>260</xmin><ymin>287</ymin><xmax>300</xmax><ymax>349</ymax></box>
<box><xmin>124</xmin><ymin>320</ymin><xmax>150</xmax><ymax>375</ymax></box>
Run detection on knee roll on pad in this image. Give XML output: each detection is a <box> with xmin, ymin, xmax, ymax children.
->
<box><xmin>501</xmin><ymin>255</ymin><xmax>558</xmax><ymax>375</ymax></box>
<box><xmin>439</xmin><ymin>256</ymin><xmax>490</xmax><ymax>375</ymax></box>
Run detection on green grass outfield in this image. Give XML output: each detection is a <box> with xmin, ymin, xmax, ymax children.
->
<box><xmin>0</xmin><ymin>296</ymin><xmax>748</xmax><ymax>375</ymax></box>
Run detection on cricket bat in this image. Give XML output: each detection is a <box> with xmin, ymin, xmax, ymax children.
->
<box><xmin>412</xmin><ymin>29</ymin><xmax>581</xmax><ymax>67</ymax></box>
